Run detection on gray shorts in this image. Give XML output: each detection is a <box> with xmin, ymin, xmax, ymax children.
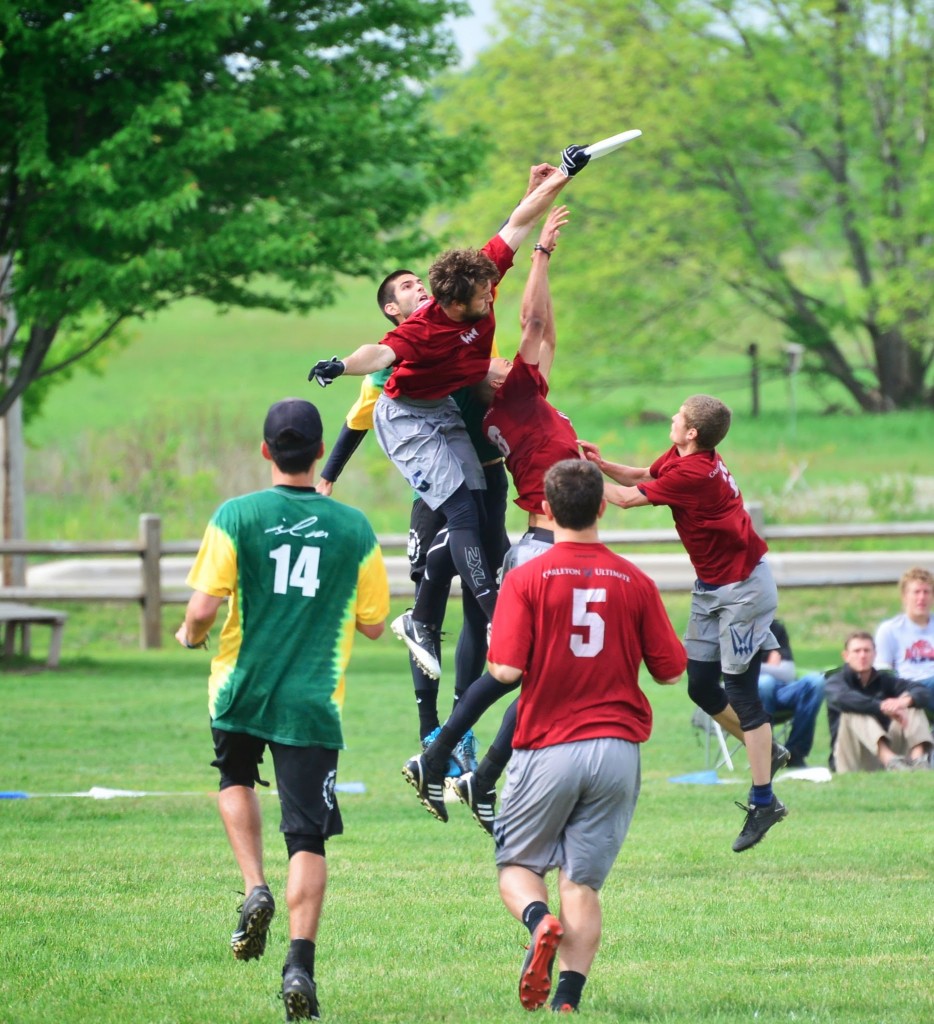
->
<box><xmin>684</xmin><ymin>558</ymin><xmax>779</xmax><ymax>674</ymax></box>
<box><xmin>494</xmin><ymin>737</ymin><xmax>641</xmax><ymax>890</ymax></box>
<box><xmin>500</xmin><ymin>528</ymin><xmax>554</xmax><ymax>579</ymax></box>
<box><xmin>373</xmin><ymin>393</ymin><xmax>485</xmax><ymax>511</ymax></box>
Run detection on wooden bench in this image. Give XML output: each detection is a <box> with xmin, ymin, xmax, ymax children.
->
<box><xmin>0</xmin><ymin>602</ymin><xmax>68</xmax><ymax>668</ymax></box>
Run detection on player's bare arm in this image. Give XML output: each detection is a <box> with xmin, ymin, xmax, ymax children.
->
<box><xmin>498</xmin><ymin>145</ymin><xmax>588</xmax><ymax>252</ymax></box>
<box><xmin>524</xmin><ymin>163</ymin><xmax>554</xmax><ymax>197</ymax></box>
<box><xmin>356</xmin><ymin>620</ymin><xmax>386</xmax><ymax>640</ymax></box>
<box><xmin>488</xmin><ymin>661</ymin><xmax>523</xmax><ymax>685</ymax></box>
<box><xmin>176</xmin><ymin>590</ymin><xmax>226</xmax><ymax>648</ymax></box>
<box><xmin>579</xmin><ymin>442</ymin><xmax>651</xmax><ymax>486</ymax></box>
<box><xmin>521</xmin><ymin>205</ymin><xmax>568</xmax><ymax>378</ymax></box>
<box><xmin>604</xmin><ymin>482</ymin><xmax>650</xmax><ymax>509</ymax></box>
<box><xmin>517</xmin><ymin>205</ymin><xmax>568</xmax><ymax>369</ymax></box>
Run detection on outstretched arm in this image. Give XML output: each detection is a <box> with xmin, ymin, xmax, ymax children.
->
<box><xmin>309</xmin><ymin>344</ymin><xmax>395</xmax><ymax>387</ymax></box>
<box><xmin>604</xmin><ymin>482</ymin><xmax>651</xmax><ymax>509</ymax></box>
<box><xmin>498</xmin><ymin>145</ymin><xmax>589</xmax><ymax>252</ymax></box>
<box><xmin>518</xmin><ymin>205</ymin><xmax>568</xmax><ymax>379</ymax></box>
<box><xmin>579</xmin><ymin>441</ymin><xmax>652</xmax><ymax>485</ymax></box>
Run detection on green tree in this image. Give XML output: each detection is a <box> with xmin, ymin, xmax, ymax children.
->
<box><xmin>0</xmin><ymin>0</ymin><xmax>477</xmax><ymax>419</ymax></box>
<box><xmin>438</xmin><ymin>0</ymin><xmax>934</xmax><ymax>410</ymax></box>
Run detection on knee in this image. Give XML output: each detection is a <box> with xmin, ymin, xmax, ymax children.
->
<box><xmin>723</xmin><ymin>680</ymin><xmax>769</xmax><ymax>732</ymax></box>
<box><xmin>687</xmin><ymin>661</ymin><xmax>728</xmax><ymax>715</ymax></box>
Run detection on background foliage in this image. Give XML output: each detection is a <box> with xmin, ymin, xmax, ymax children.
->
<box><xmin>0</xmin><ymin>0</ymin><xmax>477</xmax><ymax>418</ymax></box>
<box><xmin>435</xmin><ymin>0</ymin><xmax>934</xmax><ymax>410</ymax></box>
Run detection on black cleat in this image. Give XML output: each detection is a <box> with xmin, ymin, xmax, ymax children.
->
<box><xmin>454</xmin><ymin>772</ymin><xmax>496</xmax><ymax>836</ymax></box>
<box><xmin>401</xmin><ymin>753</ymin><xmax>448</xmax><ymax>822</ymax></box>
<box><xmin>282</xmin><ymin>962</ymin><xmax>320</xmax><ymax>1021</ymax></box>
<box><xmin>732</xmin><ymin>795</ymin><xmax>788</xmax><ymax>852</ymax></box>
<box><xmin>231</xmin><ymin>884</ymin><xmax>275</xmax><ymax>961</ymax></box>
<box><xmin>770</xmin><ymin>741</ymin><xmax>791</xmax><ymax>779</ymax></box>
<box><xmin>391</xmin><ymin>611</ymin><xmax>441</xmax><ymax>680</ymax></box>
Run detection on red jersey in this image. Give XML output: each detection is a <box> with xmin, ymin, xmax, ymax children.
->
<box><xmin>638</xmin><ymin>445</ymin><xmax>767</xmax><ymax>585</ymax></box>
<box><xmin>482</xmin><ymin>355</ymin><xmax>581</xmax><ymax>513</ymax></box>
<box><xmin>382</xmin><ymin>236</ymin><xmax>514</xmax><ymax>400</ymax></box>
<box><xmin>488</xmin><ymin>542</ymin><xmax>686</xmax><ymax>749</ymax></box>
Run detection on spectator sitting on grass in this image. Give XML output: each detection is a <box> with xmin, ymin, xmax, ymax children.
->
<box><xmin>825</xmin><ymin>631</ymin><xmax>933</xmax><ymax>773</ymax></box>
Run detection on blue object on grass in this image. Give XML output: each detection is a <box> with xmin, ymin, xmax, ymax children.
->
<box><xmin>668</xmin><ymin>770</ymin><xmax>724</xmax><ymax>785</ymax></box>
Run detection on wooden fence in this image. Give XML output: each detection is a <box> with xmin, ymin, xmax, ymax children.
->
<box><xmin>1</xmin><ymin>513</ymin><xmax>933</xmax><ymax>651</ymax></box>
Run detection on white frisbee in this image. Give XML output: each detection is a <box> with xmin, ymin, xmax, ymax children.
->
<box><xmin>583</xmin><ymin>129</ymin><xmax>642</xmax><ymax>160</ymax></box>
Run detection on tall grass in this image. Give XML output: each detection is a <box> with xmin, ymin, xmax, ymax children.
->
<box><xmin>2</xmin><ymin>600</ymin><xmax>932</xmax><ymax>1024</ymax></box>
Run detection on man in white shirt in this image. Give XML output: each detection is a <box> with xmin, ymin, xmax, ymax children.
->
<box><xmin>874</xmin><ymin>567</ymin><xmax>934</xmax><ymax>707</ymax></box>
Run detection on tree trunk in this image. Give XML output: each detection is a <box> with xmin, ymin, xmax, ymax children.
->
<box><xmin>871</xmin><ymin>324</ymin><xmax>927</xmax><ymax>409</ymax></box>
<box><xmin>0</xmin><ymin>253</ymin><xmax>26</xmax><ymax>583</ymax></box>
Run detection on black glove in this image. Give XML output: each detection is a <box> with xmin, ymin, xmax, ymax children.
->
<box><xmin>309</xmin><ymin>356</ymin><xmax>345</xmax><ymax>387</ymax></box>
<box><xmin>560</xmin><ymin>144</ymin><xmax>590</xmax><ymax>178</ymax></box>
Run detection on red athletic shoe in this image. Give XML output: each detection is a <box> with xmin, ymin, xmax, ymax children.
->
<box><xmin>518</xmin><ymin>913</ymin><xmax>563</xmax><ymax>1010</ymax></box>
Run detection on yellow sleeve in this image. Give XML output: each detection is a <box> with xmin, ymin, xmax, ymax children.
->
<box><xmin>186</xmin><ymin>522</ymin><xmax>237</xmax><ymax>597</ymax></box>
<box><xmin>346</xmin><ymin>377</ymin><xmax>386</xmax><ymax>431</ymax></box>
<box><xmin>356</xmin><ymin>545</ymin><xmax>391</xmax><ymax>625</ymax></box>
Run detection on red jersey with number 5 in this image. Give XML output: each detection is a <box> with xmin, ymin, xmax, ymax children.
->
<box><xmin>638</xmin><ymin>445</ymin><xmax>767</xmax><ymax>585</ymax></box>
<box><xmin>488</xmin><ymin>542</ymin><xmax>686</xmax><ymax>749</ymax></box>
<box><xmin>482</xmin><ymin>355</ymin><xmax>581</xmax><ymax>513</ymax></box>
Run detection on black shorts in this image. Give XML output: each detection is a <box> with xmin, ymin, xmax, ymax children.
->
<box><xmin>211</xmin><ymin>727</ymin><xmax>344</xmax><ymax>840</ymax></box>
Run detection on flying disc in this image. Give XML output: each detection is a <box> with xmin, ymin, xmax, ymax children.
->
<box><xmin>583</xmin><ymin>129</ymin><xmax>642</xmax><ymax>160</ymax></box>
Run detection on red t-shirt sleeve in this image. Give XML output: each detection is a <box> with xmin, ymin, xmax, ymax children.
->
<box><xmin>640</xmin><ymin>456</ymin><xmax>700</xmax><ymax>510</ymax></box>
<box><xmin>378</xmin><ymin>315</ymin><xmax>424</xmax><ymax>364</ymax></box>
<box><xmin>482</xmin><ymin>234</ymin><xmax>516</xmax><ymax>278</ymax></box>
<box><xmin>500</xmin><ymin>354</ymin><xmax>546</xmax><ymax>404</ymax></box>
<box><xmin>639</xmin><ymin>584</ymin><xmax>688</xmax><ymax>681</ymax></box>
<box><xmin>488</xmin><ymin>571</ymin><xmax>532</xmax><ymax>671</ymax></box>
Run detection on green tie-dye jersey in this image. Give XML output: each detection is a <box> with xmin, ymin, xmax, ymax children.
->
<box><xmin>187</xmin><ymin>486</ymin><xmax>389</xmax><ymax>748</ymax></box>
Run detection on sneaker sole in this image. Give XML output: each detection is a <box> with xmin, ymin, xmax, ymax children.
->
<box><xmin>230</xmin><ymin>904</ymin><xmax>274</xmax><ymax>961</ymax></box>
<box><xmin>401</xmin><ymin>762</ymin><xmax>448</xmax><ymax>822</ymax></box>
<box><xmin>519</xmin><ymin>915</ymin><xmax>563</xmax><ymax>1010</ymax></box>
<box><xmin>732</xmin><ymin>804</ymin><xmax>789</xmax><ymax>852</ymax></box>
<box><xmin>283</xmin><ymin>990</ymin><xmax>320</xmax><ymax>1021</ymax></box>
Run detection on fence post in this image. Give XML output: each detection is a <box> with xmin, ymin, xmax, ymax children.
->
<box><xmin>140</xmin><ymin>514</ymin><xmax>163</xmax><ymax>649</ymax></box>
<box><xmin>746</xmin><ymin>501</ymin><xmax>765</xmax><ymax>536</ymax></box>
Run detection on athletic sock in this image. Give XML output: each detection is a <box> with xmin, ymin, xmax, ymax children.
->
<box><xmin>414</xmin><ymin>689</ymin><xmax>440</xmax><ymax>741</ymax></box>
<box><xmin>474</xmin><ymin>750</ymin><xmax>508</xmax><ymax>792</ymax></box>
<box><xmin>286</xmin><ymin>938</ymin><xmax>315</xmax><ymax>976</ymax></box>
<box><xmin>551</xmin><ymin>970</ymin><xmax>586</xmax><ymax>1011</ymax></box>
<box><xmin>423</xmin><ymin>724</ymin><xmax>459</xmax><ymax>775</ymax></box>
<box><xmin>521</xmin><ymin>901</ymin><xmax>550</xmax><ymax>937</ymax></box>
<box><xmin>751</xmin><ymin>783</ymin><xmax>773</xmax><ymax>806</ymax></box>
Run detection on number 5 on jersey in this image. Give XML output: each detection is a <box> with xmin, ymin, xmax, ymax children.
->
<box><xmin>571</xmin><ymin>588</ymin><xmax>607</xmax><ymax>657</ymax></box>
<box><xmin>269</xmin><ymin>544</ymin><xmax>321</xmax><ymax>597</ymax></box>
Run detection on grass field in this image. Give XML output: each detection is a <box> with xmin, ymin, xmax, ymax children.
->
<box><xmin>11</xmin><ymin>229</ymin><xmax>934</xmax><ymax>1020</ymax></box>
<box><xmin>3</xmin><ymin>598</ymin><xmax>933</xmax><ymax>1024</ymax></box>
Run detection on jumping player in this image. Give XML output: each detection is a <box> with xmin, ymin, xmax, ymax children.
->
<box><xmin>402</xmin><ymin>204</ymin><xmax>589</xmax><ymax>831</ymax></box>
<box><xmin>316</xmin><ymin>266</ymin><xmax>509</xmax><ymax>771</ymax></box>
<box><xmin>583</xmin><ymin>396</ymin><xmax>789</xmax><ymax>852</ymax></box>
<box><xmin>309</xmin><ymin>146</ymin><xmax>591</xmax><ymax>675</ymax></box>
